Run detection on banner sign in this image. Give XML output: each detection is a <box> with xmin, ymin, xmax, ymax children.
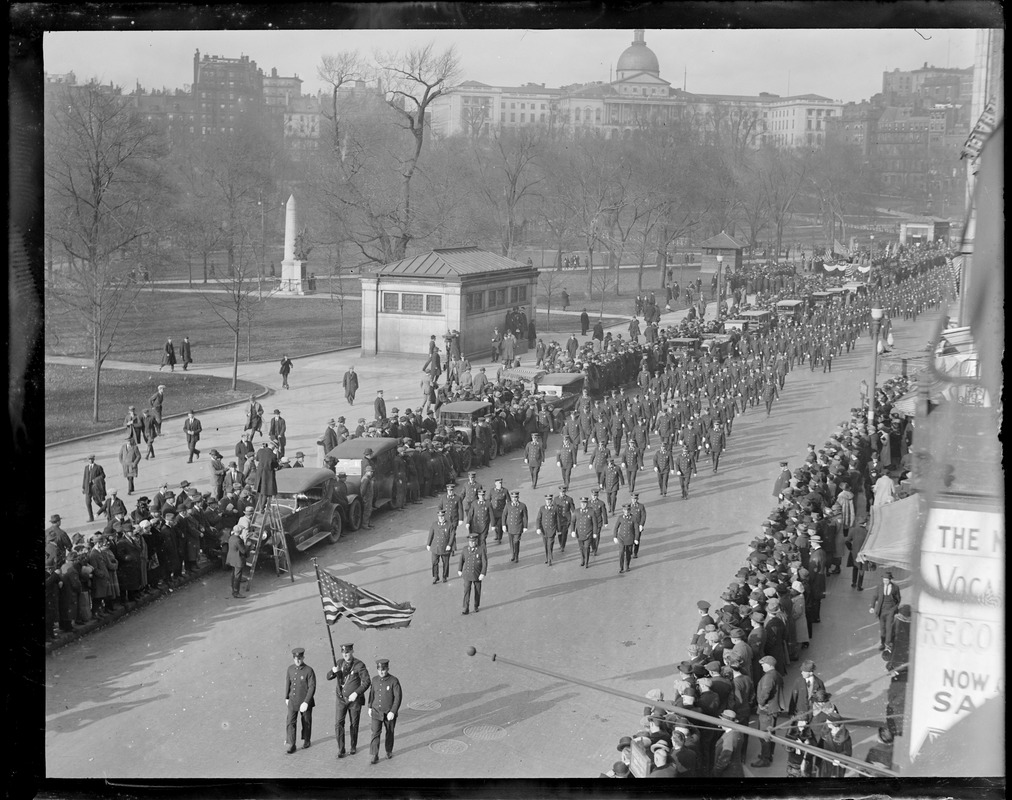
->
<box><xmin>908</xmin><ymin>502</ymin><xmax>1004</xmax><ymax>769</ymax></box>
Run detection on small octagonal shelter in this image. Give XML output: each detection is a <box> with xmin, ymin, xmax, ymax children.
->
<box><xmin>699</xmin><ymin>231</ymin><xmax>745</xmax><ymax>277</ymax></box>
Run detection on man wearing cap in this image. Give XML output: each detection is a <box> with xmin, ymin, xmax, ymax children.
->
<box><xmin>629</xmin><ymin>493</ymin><xmax>646</xmax><ymax>559</ymax></box>
<box><xmin>100</xmin><ymin>488</ymin><xmax>128</xmax><ymax>522</ymax></box>
<box><xmin>652</xmin><ymin>440</ymin><xmax>674</xmax><ymax>496</ymax></box>
<box><xmin>523</xmin><ymin>432</ymin><xmax>545</xmax><ymax>489</ymax></box>
<box><xmin>807</xmin><ymin>533</ymin><xmax>828</xmax><ymax>628</ymax></box>
<box><xmin>460</xmin><ymin>472</ymin><xmax>483</xmax><ymax>520</ymax></box>
<box><xmin>118</xmin><ymin>434</ymin><xmax>142</xmax><ymax>495</ymax></box>
<box><xmin>588</xmin><ymin>490</ymin><xmax>608</xmax><ymax>555</ymax></box>
<box><xmin>751</xmin><ymin>655</ymin><xmax>785</xmax><ymax>768</ymax></box>
<box><xmin>82</xmin><ymin>454</ymin><xmax>108</xmax><ymax>522</ymax></box>
<box><xmin>613</xmin><ymin>504</ymin><xmax>638</xmax><ymax>574</ymax></box>
<box><xmin>458</xmin><ymin>533</ymin><xmax>487</xmax><ymax>614</ymax></box>
<box><xmin>502</xmin><ymin>491</ymin><xmax>528</xmax><ymax>563</ymax></box>
<box><xmin>284</xmin><ymin>647</ymin><xmax>317</xmax><ymax>753</ymax></box>
<box><xmin>367</xmin><ymin>658</ymin><xmax>402</xmax><ymax>763</ymax></box>
<box><xmin>554</xmin><ymin>486</ymin><xmax>575</xmax><ymax>553</ymax></box>
<box><xmin>326</xmin><ymin>643</ymin><xmax>371</xmax><ymax>758</ymax></box>
<box><xmin>438</xmin><ymin>483</ymin><xmax>464</xmax><ymax>531</ymax></box>
<box><xmin>484</xmin><ymin>477</ymin><xmax>509</xmax><ymax>543</ymax></box>
<box><xmin>319</xmin><ymin>419</ymin><xmax>339</xmax><ymax>466</ymax></box>
<box><xmin>269</xmin><ymin>409</ymin><xmax>288</xmax><ymax>458</ymax></box>
<box><xmin>712</xmin><ymin>708</ymin><xmax>746</xmax><ymax>777</ymax></box>
<box><xmin>570</xmin><ymin>496</ymin><xmax>599</xmax><ymax>568</ymax></box>
<box><xmin>148</xmin><ymin>384</ymin><xmax>166</xmax><ymax>436</ymax></box>
<box><xmin>674</xmin><ymin>445</ymin><xmax>694</xmax><ymax>500</ymax></box>
<box><xmin>466</xmin><ymin>489</ymin><xmax>493</xmax><ymax>550</ymax></box>
<box><xmin>534</xmin><ymin>494</ymin><xmax>563</xmax><ymax>566</ymax></box>
<box><xmin>183</xmin><ymin>410</ymin><xmax>202</xmax><ymax>463</ymax></box>
<box><xmin>555</xmin><ymin>434</ymin><xmax>578</xmax><ymax>487</ymax></box>
<box><xmin>869</xmin><ymin>570</ymin><xmax>901</xmax><ymax>651</ymax></box>
<box><xmin>373</xmin><ymin>389</ymin><xmax>386</xmax><ymax>422</ymax></box>
<box><xmin>602</xmin><ymin>457</ymin><xmax>625</xmax><ymax>514</ymax></box>
<box><xmin>426</xmin><ymin>510</ymin><xmax>455</xmax><ymax>583</ymax></box>
<box><xmin>46</xmin><ymin>515</ymin><xmax>73</xmax><ymax>566</ymax></box>
<box><xmin>788</xmin><ymin>660</ymin><xmax>826</xmax><ymax>720</ymax></box>
<box><xmin>244</xmin><ymin>394</ymin><xmax>264</xmax><ymax>438</ymax></box>
<box><xmin>772</xmin><ymin>461</ymin><xmax>792</xmax><ymax>497</ymax></box>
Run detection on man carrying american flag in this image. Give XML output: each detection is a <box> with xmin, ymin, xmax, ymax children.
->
<box><xmin>315</xmin><ymin>566</ymin><xmax>416</xmax><ymax>631</ymax></box>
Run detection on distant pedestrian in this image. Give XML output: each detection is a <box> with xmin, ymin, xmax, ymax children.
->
<box><xmin>119</xmin><ymin>435</ymin><xmax>141</xmax><ymax>495</ymax></box>
<box><xmin>183</xmin><ymin>410</ymin><xmax>202</xmax><ymax>463</ymax></box>
<box><xmin>343</xmin><ymin>366</ymin><xmax>359</xmax><ymax>404</ymax></box>
<box><xmin>244</xmin><ymin>394</ymin><xmax>264</xmax><ymax>437</ymax></box>
<box><xmin>148</xmin><ymin>384</ymin><xmax>166</xmax><ymax>436</ymax></box>
<box><xmin>180</xmin><ymin>336</ymin><xmax>193</xmax><ymax>371</ymax></box>
<box><xmin>374</xmin><ymin>391</ymin><xmax>386</xmax><ymax>421</ymax></box>
<box><xmin>580</xmin><ymin>308</ymin><xmax>590</xmax><ymax>336</ymax></box>
<box><xmin>141</xmin><ymin>408</ymin><xmax>158</xmax><ymax>459</ymax></box>
<box><xmin>160</xmin><ymin>337</ymin><xmax>176</xmax><ymax>371</ymax></box>
<box><xmin>269</xmin><ymin>409</ymin><xmax>287</xmax><ymax>458</ymax></box>
<box><xmin>561</xmin><ymin>288</ymin><xmax>570</xmax><ymax>311</ymax></box>
<box><xmin>82</xmin><ymin>454</ymin><xmax>107</xmax><ymax>522</ymax></box>
<box><xmin>280</xmin><ymin>354</ymin><xmax>294</xmax><ymax>389</ymax></box>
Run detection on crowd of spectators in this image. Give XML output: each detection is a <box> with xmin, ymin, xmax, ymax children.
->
<box><xmin>598</xmin><ymin>253</ymin><xmax>954</xmax><ymax>778</ymax></box>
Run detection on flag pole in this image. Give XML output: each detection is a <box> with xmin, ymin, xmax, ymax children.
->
<box><xmin>312</xmin><ymin>558</ymin><xmax>339</xmax><ymax>669</ymax></box>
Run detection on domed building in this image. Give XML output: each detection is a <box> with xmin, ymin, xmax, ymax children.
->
<box><xmin>615</xmin><ymin>29</ymin><xmax>661</xmax><ymax>80</ymax></box>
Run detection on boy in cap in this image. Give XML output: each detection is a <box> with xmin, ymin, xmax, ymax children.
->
<box><xmin>367</xmin><ymin>659</ymin><xmax>402</xmax><ymax>763</ymax></box>
<box><xmin>284</xmin><ymin>647</ymin><xmax>317</xmax><ymax>753</ymax></box>
<box><xmin>326</xmin><ymin>643</ymin><xmax>371</xmax><ymax>758</ymax></box>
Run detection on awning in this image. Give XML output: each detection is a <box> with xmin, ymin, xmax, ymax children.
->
<box><xmin>857</xmin><ymin>494</ymin><xmax>922</xmax><ymax>571</ymax></box>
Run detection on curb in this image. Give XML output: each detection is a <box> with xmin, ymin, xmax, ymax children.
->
<box><xmin>46</xmin><ymin>558</ymin><xmax>221</xmax><ymax>654</ymax></box>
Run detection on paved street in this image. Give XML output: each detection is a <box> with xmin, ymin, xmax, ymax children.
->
<box><xmin>45</xmin><ymin>299</ymin><xmax>941</xmax><ymax>778</ymax></box>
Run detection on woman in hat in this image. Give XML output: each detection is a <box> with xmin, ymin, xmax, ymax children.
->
<box><xmin>818</xmin><ymin>713</ymin><xmax>852</xmax><ymax>777</ymax></box>
<box><xmin>783</xmin><ymin>713</ymin><xmax>820</xmax><ymax>777</ymax></box>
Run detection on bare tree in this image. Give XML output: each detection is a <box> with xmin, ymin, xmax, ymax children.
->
<box><xmin>45</xmin><ymin>82</ymin><xmax>169</xmax><ymax>421</ymax></box>
<box><xmin>318</xmin><ymin>50</ymin><xmax>365</xmax><ymax>157</ymax></box>
<box><xmin>538</xmin><ymin>266</ymin><xmax>567</xmax><ymax>327</ymax></box>
<box><xmin>757</xmin><ymin>145</ymin><xmax>809</xmax><ymax>261</ymax></box>
<box><xmin>469</xmin><ymin>127</ymin><xmax>544</xmax><ymax>257</ymax></box>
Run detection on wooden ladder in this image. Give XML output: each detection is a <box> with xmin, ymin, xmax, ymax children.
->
<box><xmin>244</xmin><ymin>494</ymin><xmax>294</xmax><ymax>592</ymax></box>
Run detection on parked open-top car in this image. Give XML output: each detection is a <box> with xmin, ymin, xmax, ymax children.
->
<box><xmin>271</xmin><ymin>467</ymin><xmax>347</xmax><ymax>551</ymax></box>
<box><xmin>325</xmin><ymin>437</ymin><xmax>407</xmax><ymax>528</ymax></box>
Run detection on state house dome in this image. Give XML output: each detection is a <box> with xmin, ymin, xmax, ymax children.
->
<box><xmin>616</xmin><ymin>29</ymin><xmax>660</xmax><ymax>77</ymax></box>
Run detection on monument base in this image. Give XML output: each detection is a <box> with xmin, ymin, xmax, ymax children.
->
<box><xmin>279</xmin><ymin>259</ymin><xmax>312</xmax><ymax>295</ymax></box>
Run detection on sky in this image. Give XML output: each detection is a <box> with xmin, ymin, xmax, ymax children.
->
<box><xmin>43</xmin><ymin>27</ymin><xmax>980</xmax><ymax>104</ymax></box>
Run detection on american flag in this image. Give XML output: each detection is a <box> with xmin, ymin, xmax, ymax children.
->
<box><xmin>316</xmin><ymin>568</ymin><xmax>415</xmax><ymax>630</ymax></box>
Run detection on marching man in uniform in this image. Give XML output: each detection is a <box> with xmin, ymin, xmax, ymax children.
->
<box><xmin>570</xmin><ymin>496</ymin><xmax>600</xmax><ymax>568</ymax></box>
<box><xmin>613</xmin><ymin>504</ymin><xmax>638</xmax><ymax>574</ymax></box>
<box><xmin>326</xmin><ymin>643</ymin><xmax>371</xmax><ymax>759</ymax></box>
<box><xmin>426</xmin><ymin>510</ymin><xmax>455</xmax><ymax>584</ymax></box>
<box><xmin>458</xmin><ymin>533</ymin><xmax>487</xmax><ymax>614</ymax></box>
<box><xmin>503</xmin><ymin>490</ymin><xmax>528</xmax><ymax>563</ymax></box>
<box><xmin>524</xmin><ymin>431</ymin><xmax>545</xmax><ymax>489</ymax></box>
<box><xmin>367</xmin><ymin>659</ymin><xmax>402</xmax><ymax>764</ymax></box>
<box><xmin>284</xmin><ymin>647</ymin><xmax>317</xmax><ymax>754</ymax></box>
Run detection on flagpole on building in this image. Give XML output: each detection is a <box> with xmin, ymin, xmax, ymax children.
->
<box><xmin>312</xmin><ymin>558</ymin><xmax>339</xmax><ymax>668</ymax></box>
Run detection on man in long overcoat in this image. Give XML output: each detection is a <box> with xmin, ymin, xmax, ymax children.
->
<box><xmin>254</xmin><ymin>442</ymin><xmax>280</xmax><ymax>498</ymax></box>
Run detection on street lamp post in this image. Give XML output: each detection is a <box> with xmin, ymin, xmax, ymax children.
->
<box><xmin>868</xmin><ymin>306</ymin><xmax>884</xmax><ymax>428</ymax></box>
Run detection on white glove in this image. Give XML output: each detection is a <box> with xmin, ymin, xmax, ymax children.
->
<box><xmin>613</xmin><ymin>537</ymin><xmax>619</xmax><ymax>544</ymax></box>
<box><xmin>635</xmin><ymin>540</ymin><xmax>639</xmax><ymax>545</ymax></box>
<box><xmin>387</xmin><ymin>712</ymin><xmax>395</xmax><ymax>721</ymax></box>
<box><xmin>348</xmin><ymin>692</ymin><xmax>357</xmax><ymax>703</ymax></box>
<box><xmin>367</xmin><ymin>708</ymin><xmax>373</xmax><ymax>717</ymax></box>
<box><xmin>478</xmin><ymin>574</ymin><xmax>484</xmax><ymax>581</ymax></box>
<box><xmin>299</xmin><ymin>702</ymin><xmax>308</xmax><ymax>713</ymax></box>
<box><xmin>445</xmin><ymin>545</ymin><xmax>451</xmax><ymax>551</ymax></box>
<box><xmin>426</xmin><ymin>545</ymin><xmax>431</xmax><ymax>551</ymax></box>
<box><xmin>458</xmin><ymin>571</ymin><xmax>463</xmax><ymax>577</ymax></box>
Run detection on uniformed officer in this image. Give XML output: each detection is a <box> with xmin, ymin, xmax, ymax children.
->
<box><xmin>467</xmin><ymin>488</ymin><xmax>493</xmax><ymax>551</ymax></box>
<box><xmin>503</xmin><ymin>490</ymin><xmax>529</xmax><ymax>563</ymax></box>
<box><xmin>489</xmin><ymin>477</ymin><xmax>509</xmax><ymax>542</ymax></box>
<box><xmin>707</xmin><ymin>424</ymin><xmax>726</xmax><ymax>473</ymax></box>
<box><xmin>458</xmin><ymin>533</ymin><xmax>488</xmax><ymax>614</ymax></box>
<box><xmin>772</xmin><ymin>461</ymin><xmax>791</xmax><ymax>497</ymax></box>
<box><xmin>461</xmin><ymin>472</ymin><xmax>484</xmax><ymax>520</ymax></box>
<box><xmin>570</xmin><ymin>496</ymin><xmax>600</xmax><ymax>568</ymax></box>
<box><xmin>426</xmin><ymin>509</ymin><xmax>455</xmax><ymax>583</ymax></box>
<box><xmin>675</xmin><ymin>445</ymin><xmax>695</xmax><ymax>499</ymax></box>
<box><xmin>438</xmin><ymin>483</ymin><xmax>464</xmax><ymax>530</ymax></box>
<box><xmin>555</xmin><ymin>485</ymin><xmax>575</xmax><ymax>553</ymax></box>
<box><xmin>629</xmin><ymin>493</ymin><xmax>647</xmax><ymax>558</ymax></box>
<box><xmin>556</xmin><ymin>435</ymin><xmax>578</xmax><ymax>487</ymax></box>
<box><xmin>590</xmin><ymin>442</ymin><xmax>610</xmax><ymax>487</ymax></box>
<box><xmin>524</xmin><ymin>432</ymin><xmax>545</xmax><ymax>488</ymax></box>
<box><xmin>326</xmin><ymin>643</ymin><xmax>371</xmax><ymax>758</ymax></box>
<box><xmin>284</xmin><ymin>647</ymin><xmax>317</xmax><ymax>753</ymax></box>
<box><xmin>535</xmin><ymin>493</ymin><xmax>562</xmax><ymax>566</ymax></box>
<box><xmin>621</xmin><ymin>439</ymin><xmax>641</xmax><ymax>493</ymax></box>
<box><xmin>603</xmin><ymin>457</ymin><xmax>625</xmax><ymax>513</ymax></box>
<box><xmin>653</xmin><ymin>441</ymin><xmax>674</xmax><ymax>496</ymax></box>
<box><xmin>588</xmin><ymin>489</ymin><xmax>608</xmax><ymax>556</ymax></box>
<box><xmin>367</xmin><ymin>659</ymin><xmax>402</xmax><ymax>764</ymax></box>
<box><xmin>613</xmin><ymin>504</ymin><xmax>638</xmax><ymax>574</ymax></box>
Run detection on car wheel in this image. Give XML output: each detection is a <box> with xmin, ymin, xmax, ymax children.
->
<box><xmin>347</xmin><ymin>498</ymin><xmax>363</xmax><ymax>531</ymax></box>
<box><xmin>328</xmin><ymin>509</ymin><xmax>343</xmax><ymax>544</ymax></box>
<box><xmin>489</xmin><ymin>438</ymin><xmax>499</xmax><ymax>460</ymax></box>
<box><xmin>460</xmin><ymin>448</ymin><xmax>472</xmax><ymax>473</ymax></box>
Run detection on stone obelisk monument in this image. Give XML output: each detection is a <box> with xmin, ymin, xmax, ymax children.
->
<box><xmin>280</xmin><ymin>194</ymin><xmax>308</xmax><ymax>294</ymax></box>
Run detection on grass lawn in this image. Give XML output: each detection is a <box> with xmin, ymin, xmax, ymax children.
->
<box><xmin>45</xmin><ymin>290</ymin><xmax>362</xmax><ymax>365</ymax></box>
<box><xmin>45</xmin><ymin>363</ymin><xmax>261</xmax><ymax>444</ymax></box>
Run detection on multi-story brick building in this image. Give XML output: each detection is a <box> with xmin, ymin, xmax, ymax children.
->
<box><xmin>192</xmin><ymin>49</ymin><xmax>264</xmax><ymax>135</ymax></box>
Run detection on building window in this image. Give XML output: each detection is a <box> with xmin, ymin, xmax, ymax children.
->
<box><xmin>401</xmin><ymin>293</ymin><xmax>423</xmax><ymax>313</ymax></box>
<box><xmin>383</xmin><ymin>293</ymin><xmax>400</xmax><ymax>312</ymax></box>
<box><xmin>425</xmin><ymin>295</ymin><xmax>442</xmax><ymax>313</ymax></box>
<box><xmin>510</xmin><ymin>285</ymin><xmax>527</xmax><ymax>303</ymax></box>
<box><xmin>466</xmin><ymin>292</ymin><xmax>484</xmax><ymax>313</ymax></box>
